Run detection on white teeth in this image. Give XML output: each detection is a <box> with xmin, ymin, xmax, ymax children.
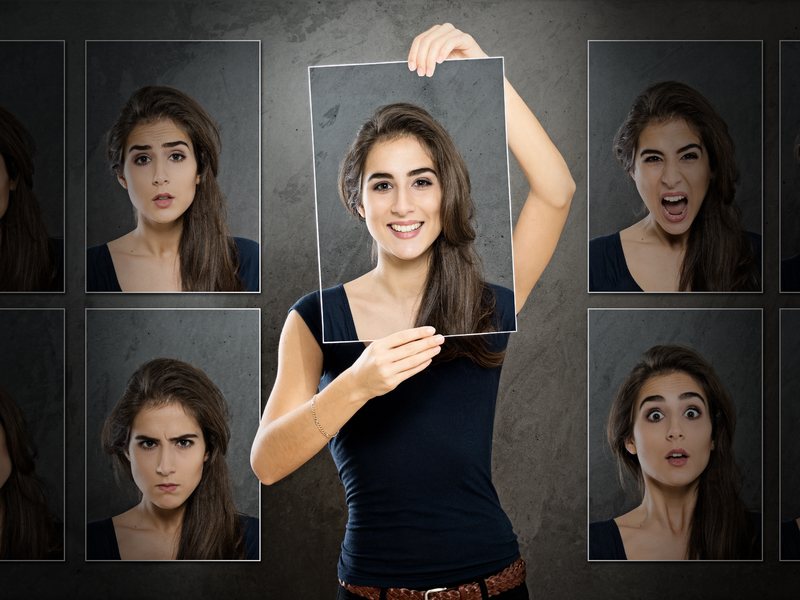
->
<box><xmin>670</xmin><ymin>453</ymin><xmax>684</xmax><ymax>458</ymax></box>
<box><xmin>663</xmin><ymin>196</ymin><xmax>685</xmax><ymax>202</ymax></box>
<box><xmin>390</xmin><ymin>223</ymin><xmax>422</xmax><ymax>233</ymax></box>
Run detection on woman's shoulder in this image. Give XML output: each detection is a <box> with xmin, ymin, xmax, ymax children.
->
<box><xmin>589</xmin><ymin>518</ymin><xmax>627</xmax><ymax>560</ymax></box>
<box><xmin>86</xmin><ymin>243</ymin><xmax>122</xmax><ymax>292</ymax></box>
<box><xmin>86</xmin><ymin>517</ymin><xmax>121</xmax><ymax>560</ymax></box>
<box><xmin>589</xmin><ymin>231</ymin><xmax>642</xmax><ymax>292</ymax></box>
<box><xmin>231</xmin><ymin>237</ymin><xmax>259</xmax><ymax>291</ymax></box>
<box><xmin>485</xmin><ymin>283</ymin><xmax>516</xmax><ymax>329</ymax></box>
<box><xmin>239</xmin><ymin>514</ymin><xmax>260</xmax><ymax>560</ymax></box>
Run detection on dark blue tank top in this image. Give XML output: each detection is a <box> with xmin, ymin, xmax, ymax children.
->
<box><xmin>291</xmin><ymin>283</ymin><xmax>520</xmax><ymax>588</ymax></box>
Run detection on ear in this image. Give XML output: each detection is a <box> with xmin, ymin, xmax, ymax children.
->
<box><xmin>629</xmin><ymin>169</ymin><xmax>636</xmax><ymax>181</ymax></box>
<box><xmin>624</xmin><ymin>438</ymin><xmax>637</xmax><ymax>455</ymax></box>
<box><xmin>204</xmin><ymin>450</ymin><xmax>210</xmax><ymax>463</ymax></box>
<box><xmin>9</xmin><ymin>177</ymin><xmax>17</xmax><ymax>192</ymax></box>
<box><xmin>195</xmin><ymin>174</ymin><xmax>201</xmax><ymax>185</ymax></box>
<box><xmin>117</xmin><ymin>173</ymin><xmax>128</xmax><ymax>190</ymax></box>
<box><xmin>356</xmin><ymin>203</ymin><xmax>365</xmax><ymax>218</ymax></box>
<box><xmin>124</xmin><ymin>447</ymin><xmax>131</xmax><ymax>462</ymax></box>
<box><xmin>711</xmin><ymin>439</ymin><xmax>715</xmax><ymax>451</ymax></box>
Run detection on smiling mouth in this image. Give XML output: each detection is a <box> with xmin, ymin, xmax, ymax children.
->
<box><xmin>389</xmin><ymin>222</ymin><xmax>422</xmax><ymax>233</ymax></box>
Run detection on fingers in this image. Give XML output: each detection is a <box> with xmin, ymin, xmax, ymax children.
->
<box><xmin>407</xmin><ymin>23</ymin><xmax>485</xmax><ymax>77</ymax></box>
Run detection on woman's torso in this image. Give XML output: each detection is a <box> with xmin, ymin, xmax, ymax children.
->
<box><xmin>291</xmin><ymin>283</ymin><xmax>519</xmax><ymax>588</ymax></box>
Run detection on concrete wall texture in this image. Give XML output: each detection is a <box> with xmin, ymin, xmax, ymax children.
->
<box><xmin>0</xmin><ymin>0</ymin><xmax>796</xmax><ymax>598</ymax></box>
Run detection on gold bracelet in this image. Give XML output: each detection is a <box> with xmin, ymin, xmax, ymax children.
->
<box><xmin>311</xmin><ymin>395</ymin><xmax>338</xmax><ymax>439</ymax></box>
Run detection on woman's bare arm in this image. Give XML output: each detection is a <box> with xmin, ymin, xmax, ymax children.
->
<box><xmin>251</xmin><ymin>311</ymin><xmax>444</xmax><ymax>485</ymax></box>
<box><xmin>409</xmin><ymin>24</ymin><xmax>575</xmax><ymax>312</ymax></box>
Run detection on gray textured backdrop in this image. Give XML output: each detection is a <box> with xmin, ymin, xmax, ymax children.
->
<box><xmin>0</xmin><ymin>309</ymin><xmax>64</xmax><ymax>528</ymax></box>
<box><xmin>588</xmin><ymin>309</ymin><xmax>762</xmax><ymax>526</ymax></box>
<box><xmin>311</xmin><ymin>58</ymin><xmax>514</xmax><ymax>324</ymax></box>
<box><xmin>0</xmin><ymin>41</ymin><xmax>63</xmax><ymax>240</ymax></box>
<box><xmin>781</xmin><ymin>310</ymin><xmax>800</xmax><ymax>522</ymax></box>
<box><xmin>588</xmin><ymin>41</ymin><xmax>762</xmax><ymax>240</ymax></box>
<box><xmin>781</xmin><ymin>42</ymin><xmax>800</xmax><ymax>262</ymax></box>
<box><xmin>85</xmin><ymin>309</ymin><xmax>259</xmax><ymax>529</ymax></box>
<box><xmin>85</xmin><ymin>41</ymin><xmax>260</xmax><ymax>248</ymax></box>
<box><xmin>0</xmin><ymin>0</ymin><xmax>795</xmax><ymax>598</ymax></box>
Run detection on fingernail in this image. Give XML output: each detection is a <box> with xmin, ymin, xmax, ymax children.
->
<box><xmin>437</xmin><ymin>56</ymin><xmax>443</xmax><ymax>64</ymax></box>
<box><xmin>417</xmin><ymin>67</ymin><xmax>424</xmax><ymax>76</ymax></box>
<box><xmin>426</xmin><ymin>67</ymin><xmax>433</xmax><ymax>77</ymax></box>
<box><xmin>408</xmin><ymin>61</ymin><xmax>416</xmax><ymax>71</ymax></box>
<box><xmin>427</xmin><ymin>327</ymin><xmax>436</xmax><ymax>335</ymax></box>
<box><xmin>435</xmin><ymin>335</ymin><xmax>445</xmax><ymax>343</ymax></box>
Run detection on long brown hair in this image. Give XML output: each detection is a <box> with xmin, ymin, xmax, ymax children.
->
<box><xmin>339</xmin><ymin>103</ymin><xmax>503</xmax><ymax>368</ymax></box>
<box><xmin>613</xmin><ymin>81</ymin><xmax>760</xmax><ymax>291</ymax></box>
<box><xmin>607</xmin><ymin>345</ymin><xmax>758</xmax><ymax>559</ymax></box>
<box><xmin>0</xmin><ymin>385</ymin><xmax>62</xmax><ymax>559</ymax></box>
<box><xmin>106</xmin><ymin>86</ymin><xmax>245</xmax><ymax>291</ymax></box>
<box><xmin>0</xmin><ymin>106</ymin><xmax>60</xmax><ymax>291</ymax></box>
<box><xmin>101</xmin><ymin>358</ymin><xmax>245</xmax><ymax>560</ymax></box>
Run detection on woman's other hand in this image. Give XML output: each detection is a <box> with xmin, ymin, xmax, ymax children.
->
<box><xmin>408</xmin><ymin>23</ymin><xmax>487</xmax><ymax>77</ymax></box>
<box><xmin>346</xmin><ymin>326</ymin><xmax>444</xmax><ymax>401</ymax></box>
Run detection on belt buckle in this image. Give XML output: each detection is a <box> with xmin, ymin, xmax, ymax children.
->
<box><xmin>423</xmin><ymin>588</ymin><xmax>447</xmax><ymax>600</ymax></box>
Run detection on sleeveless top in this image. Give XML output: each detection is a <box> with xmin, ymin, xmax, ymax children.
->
<box><xmin>291</xmin><ymin>283</ymin><xmax>519</xmax><ymax>588</ymax></box>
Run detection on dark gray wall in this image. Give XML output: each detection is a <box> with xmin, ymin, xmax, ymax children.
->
<box><xmin>0</xmin><ymin>0</ymin><xmax>794</xmax><ymax>598</ymax></box>
<box><xmin>85</xmin><ymin>309</ymin><xmax>259</xmax><ymax>525</ymax></box>
<box><xmin>311</xmin><ymin>58</ymin><xmax>514</xmax><ymax>316</ymax></box>
<box><xmin>589</xmin><ymin>41</ymin><xmax>762</xmax><ymax>239</ymax></box>
<box><xmin>0</xmin><ymin>41</ymin><xmax>63</xmax><ymax>239</ymax></box>
<box><xmin>781</xmin><ymin>310</ymin><xmax>800</xmax><ymax>521</ymax></box>
<box><xmin>781</xmin><ymin>42</ymin><xmax>800</xmax><ymax>261</ymax></box>
<box><xmin>0</xmin><ymin>309</ymin><xmax>64</xmax><ymax>529</ymax></box>
<box><xmin>589</xmin><ymin>309</ymin><xmax>762</xmax><ymax>525</ymax></box>
<box><xmin>85</xmin><ymin>41</ymin><xmax>260</xmax><ymax>247</ymax></box>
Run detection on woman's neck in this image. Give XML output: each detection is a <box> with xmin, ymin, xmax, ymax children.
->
<box><xmin>132</xmin><ymin>498</ymin><xmax>187</xmax><ymax>535</ymax></box>
<box><xmin>131</xmin><ymin>216</ymin><xmax>184</xmax><ymax>257</ymax></box>
<box><xmin>639</xmin><ymin>214</ymin><xmax>690</xmax><ymax>250</ymax></box>
<box><xmin>635</xmin><ymin>477</ymin><xmax>700</xmax><ymax>532</ymax></box>
<box><xmin>370</xmin><ymin>250</ymin><xmax>431</xmax><ymax>305</ymax></box>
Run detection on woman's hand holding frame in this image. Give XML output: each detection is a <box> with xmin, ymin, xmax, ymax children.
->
<box><xmin>409</xmin><ymin>24</ymin><xmax>576</xmax><ymax>313</ymax></box>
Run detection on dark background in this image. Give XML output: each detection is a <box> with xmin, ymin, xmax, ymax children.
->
<box><xmin>588</xmin><ymin>309</ymin><xmax>762</xmax><ymax>528</ymax></box>
<box><xmin>781</xmin><ymin>310</ymin><xmax>800</xmax><ymax>528</ymax></box>
<box><xmin>781</xmin><ymin>42</ymin><xmax>800</xmax><ymax>266</ymax></box>
<box><xmin>311</xmin><ymin>58</ymin><xmax>515</xmax><ymax>333</ymax></box>
<box><xmin>85</xmin><ymin>41</ymin><xmax>260</xmax><ymax>252</ymax></box>
<box><xmin>588</xmin><ymin>41</ymin><xmax>762</xmax><ymax>242</ymax></box>
<box><xmin>0</xmin><ymin>41</ymin><xmax>64</xmax><ymax>242</ymax></box>
<box><xmin>0</xmin><ymin>310</ymin><xmax>64</xmax><ymax>531</ymax></box>
<box><xmin>0</xmin><ymin>0</ymin><xmax>797</xmax><ymax>598</ymax></box>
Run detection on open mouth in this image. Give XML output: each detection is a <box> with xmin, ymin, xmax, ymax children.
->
<box><xmin>666</xmin><ymin>451</ymin><xmax>689</xmax><ymax>466</ymax></box>
<box><xmin>389</xmin><ymin>222</ymin><xmax>422</xmax><ymax>233</ymax></box>
<box><xmin>661</xmin><ymin>194</ymin><xmax>688</xmax><ymax>222</ymax></box>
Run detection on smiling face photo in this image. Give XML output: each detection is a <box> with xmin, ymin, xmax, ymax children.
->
<box><xmin>309</xmin><ymin>58</ymin><xmax>514</xmax><ymax>340</ymax></box>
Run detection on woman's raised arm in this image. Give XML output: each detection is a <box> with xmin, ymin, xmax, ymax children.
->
<box><xmin>251</xmin><ymin>311</ymin><xmax>444</xmax><ymax>485</ymax></box>
<box><xmin>409</xmin><ymin>24</ymin><xmax>575</xmax><ymax>312</ymax></box>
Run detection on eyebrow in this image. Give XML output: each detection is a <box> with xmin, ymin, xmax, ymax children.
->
<box><xmin>639</xmin><ymin>143</ymin><xmax>703</xmax><ymax>158</ymax></box>
<box><xmin>127</xmin><ymin>140</ymin><xmax>190</xmax><ymax>155</ymax></box>
<box><xmin>638</xmin><ymin>391</ymin><xmax>706</xmax><ymax>411</ymax></box>
<box><xmin>366</xmin><ymin>167</ymin><xmax>437</xmax><ymax>182</ymax></box>
<box><xmin>133</xmin><ymin>433</ymin><xmax>200</xmax><ymax>442</ymax></box>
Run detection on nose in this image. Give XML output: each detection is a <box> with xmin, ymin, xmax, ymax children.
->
<box><xmin>391</xmin><ymin>185</ymin><xmax>414</xmax><ymax>216</ymax></box>
<box><xmin>666</xmin><ymin>415</ymin><xmax>684</xmax><ymax>440</ymax></box>
<box><xmin>153</xmin><ymin>158</ymin><xmax>169</xmax><ymax>185</ymax></box>
<box><xmin>156</xmin><ymin>448</ymin><xmax>176</xmax><ymax>476</ymax></box>
<box><xmin>661</xmin><ymin>159</ymin><xmax>682</xmax><ymax>188</ymax></box>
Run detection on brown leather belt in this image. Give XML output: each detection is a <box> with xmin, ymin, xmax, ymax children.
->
<box><xmin>339</xmin><ymin>557</ymin><xmax>526</xmax><ymax>600</ymax></box>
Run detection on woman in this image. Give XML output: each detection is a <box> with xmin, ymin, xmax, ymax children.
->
<box><xmin>590</xmin><ymin>345</ymin><xmax>759</xmax><ymax>560</ymax></box>
<box><xmin>589</xmin><ymin>81</ymin><xmax>761</xmax><ymax>292</ymax></box>
<box><xmin>252</xmin><ymin>25</ymin><xmax>574</xmax><ymax>598</ymax></box>
<box><xmin>86</xmin><ymin>86</ymin><xmax>258</xmax><ymax>292</ymax></box>
<box><xmin>0</xmin><ymin>385</ymin><xmax>62</xmax><ymax>559</ymax></box>
<box><xmin>88</xmin><ymin>358</ymin><xmax>258</xmax><ymax>560</ymax></box>
<box><xmin>0</xmin><ymin>106</ymin><xmax>62</xmax><ymax>292</ymax></box>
